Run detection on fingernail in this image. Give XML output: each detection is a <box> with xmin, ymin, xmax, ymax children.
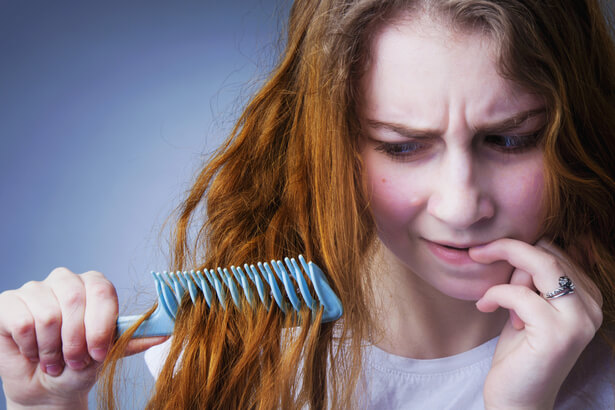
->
<box><xmin>66</xmin><ymin>359</ymin><xmax>88</xmax><ymax>370</ymax></box>
<box><xmin>91</xmin><ymin>347</ymin><xmax>108</xmax><ymax>361</ymax></box>
<box><xmin>44</xmin><ymin>363</ymin><xmax>63</xmax><ymax>376</ymax></box>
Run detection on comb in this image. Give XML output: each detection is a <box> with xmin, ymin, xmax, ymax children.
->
<box><xmin>116</xmin><ymin>255</ymin><xmax>343</xmax><ymax>337</ymax></box>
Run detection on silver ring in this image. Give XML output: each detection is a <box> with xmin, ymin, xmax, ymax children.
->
<box><xmin>544</xmin><ymin>276</ymin><xmax>575</xmax><ymax>300</ymax></box>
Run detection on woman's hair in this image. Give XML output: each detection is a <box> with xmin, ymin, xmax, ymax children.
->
<box><xmin>100</xmin><ymin>1</ymin><xmax>615</xmax><ymax>408</ymax></box>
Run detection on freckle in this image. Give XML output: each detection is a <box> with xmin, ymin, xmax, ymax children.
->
<box><xmin>381</xmin><ymin>178</ymin><xmax>387</xmax><ymax>183</ymax></box>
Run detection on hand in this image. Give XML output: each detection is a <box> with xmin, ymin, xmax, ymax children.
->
<box><xmin>469</xmin><ymin>238</ymin><xmax>603</xmax><ymax>410</ymax></box>
<box><xmin>0</xmin><ymin>268</ymin><xmax>166</xmax><ymax>409</ymax></box>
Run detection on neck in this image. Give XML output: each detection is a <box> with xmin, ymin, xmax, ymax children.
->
<box><xmin>369</xmin><ymin>246</ymin><xmax>507</xmax><ymax>359</ymax></box>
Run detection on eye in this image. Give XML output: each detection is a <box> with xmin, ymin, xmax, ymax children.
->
<box><xmin>374</xmin><ymin>141</ymin><xmax>429</xmax><ymax>160</ymax></box>
<box><xmin>484</xmin><ymin>132</ymin><xmax>540</xmax><ymax>153</ymax></box>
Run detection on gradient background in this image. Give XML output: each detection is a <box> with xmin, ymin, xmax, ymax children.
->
<box><xmin>0</xmin><ymin>1</ymin><xmax>285</xmax><ymax>407</ymax></box>
<box><xmin>2</xmin><ymin>1</ymin><xmax>614</xmax><ymax>409</ymax></box>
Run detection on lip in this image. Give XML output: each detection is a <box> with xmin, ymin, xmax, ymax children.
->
<box><xmin>427</xmin><ymin>239</ymin><xmax>487</xmax><ymax>249</ymax></box>
<box><xmin>423</xmin><ymin>239</ymin><xmax>484</xmax><ymax>265</ymax></box>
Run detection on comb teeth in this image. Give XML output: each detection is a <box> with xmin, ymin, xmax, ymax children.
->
<box><xmin>116</xmin><ymin>255</ymin><xmax>343</xmax><ymax>338</ymax></box>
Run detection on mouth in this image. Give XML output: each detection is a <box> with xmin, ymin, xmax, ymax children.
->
<box><xmin>426</xmin><ymin>238</ymin><xmax>488</xmax><ymax>249</ymax></box>
<box><xmin>438</xmin><ymin>244</ymin><xmax>470</xmax><ymax>251</ymax></box>
<box><xmin>423</xmin><ymin>239</ymin><xmax>480</xmax><ymax>265</ymax></box>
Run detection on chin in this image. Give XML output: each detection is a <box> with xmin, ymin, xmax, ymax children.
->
<box><xmin>433</xmin><ymin>263</ymin><xmax>514</xmax><ymax>302</ymax></box>
<box><xmin>440</xmin><ymin>284</ymin><xmax>493</xmax><ymax>301</ymax></box>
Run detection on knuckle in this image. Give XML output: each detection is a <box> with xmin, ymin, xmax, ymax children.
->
<box><xmin>36</xmin><ymin>310</ymin><xmax>61</xmax><ymax>330</ymax></box>
<box><xmin>589</xmin><ymin>308</ymin><xmax>603</xmax><ymax>331</ymax></box>
<box><xmin>89</xmin><ymin>281</ymin><xmax>117</xmax><ymax>301</ymax></box>
<box><xmin>48</xmin><ymin>267</ymin><xmax>73</xmax><ymax>280</ymax></box>
<box><xmin>81</xmin><ymin>270</ymin><xmax>105</xmax><ymax>280</ymax></box>
<box><xmin>544</xmin><ymin>255</ymin><xmax>561</xmax><ymax>273</ymax></box>
<box><xmin>20</xmin><ymin>280</ymin><xmax>43</xmax><ymax>292</ymax></box>
<box><xmin>12</xmin><ymin>316</ymin><xmax>35</xmax><ymax>339</ymax></box>
<box><xmin>580</xmin><ymin>322</ymin><xmax>598</xmax><ymax>343</ymax></box>
<box><xmin>63</xmin><ymin>287</ymin><xmax>86</xmax><ymax>311</ymax></box>
<box><xmin>594</xmin><ymin>309</ymin><xmax>604</xmax><ymax>328</ymax></box>
<box><xmin>588</xmin><ymin>283</ymin><xmax>603</xmax><ymax>309</ymax></box>
<box><xmin>0</xmin><ymin>289</ymin><xmax>16</xmax><ymax>302</ymax></box>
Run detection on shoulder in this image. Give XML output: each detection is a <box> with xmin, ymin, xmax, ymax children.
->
<box><xmin>556</xmin><ymin>332</ymin><xmax>615</xmax><ymax>409</ymax></box>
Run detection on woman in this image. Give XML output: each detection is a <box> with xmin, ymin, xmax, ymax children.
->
<box><xmin>1</xmin><ymin>0</ymin><xmax>614</xmax><ymax>408</ymax></box>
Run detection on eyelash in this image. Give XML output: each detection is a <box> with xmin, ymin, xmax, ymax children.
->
<box><xmin>483</xmin><ymin>132</ymin><xmax>540</xmax><ymax>153</ymax></box>
<box><xmin>374</xmin><ymin>132</ymin><xmax>541</xmax><ymax>160</ymax></box>
<box><xmin>374</xmin><ymin>141</ymin><xmax>429</xmax><ymax>160</ymax></box>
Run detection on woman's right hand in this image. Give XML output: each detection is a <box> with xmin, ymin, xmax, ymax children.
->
<box><xmin>0</xmin><ymin>268</ymin><xmax>165</xmax><ymax>409</ymax></box>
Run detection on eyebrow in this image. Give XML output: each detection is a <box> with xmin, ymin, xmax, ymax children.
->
<box><xmin>365</xmin><ymin>108</ymin><xmax>546</xmax><ymax>138</ymax></box>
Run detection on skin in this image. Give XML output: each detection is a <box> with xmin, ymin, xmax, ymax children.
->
<box><xmin>0</xmin><ymin>269</ymin><xmax>165</xmax><ymax>409</ymax></box>
<box><xmin>0</xmin><ymin>12</ymin><xmax>603</xmax><ymax>410</ymax></box>
<box><xmin>360</xmin><ymin>16</ymin><xmax>602</xmax><ymax>409</ymax></box>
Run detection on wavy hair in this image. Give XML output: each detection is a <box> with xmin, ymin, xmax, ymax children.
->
<box><xmin>100</xmin><ymin>1</ymin><xmax>615</xmax><ymax>408</ymax></box>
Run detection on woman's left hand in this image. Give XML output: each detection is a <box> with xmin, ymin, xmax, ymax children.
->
<box><xmin>469</xmin><ymin>238</ymin><xmax>603</xmax><ymax>410</ymax></box>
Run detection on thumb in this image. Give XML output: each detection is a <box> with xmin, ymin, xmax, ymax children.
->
<box><xmin>124</xmin><ymin>336</ymin><xmax>169</xmax><ymax>357</ymax></box>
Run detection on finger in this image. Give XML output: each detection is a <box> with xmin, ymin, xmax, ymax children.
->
<box><xmin>81</xmin><ymin>271</ymin><xmax>118</xmax><ymax>362</ymax></box>
<box><xmin>508</xmin><ymin>309</ymin><xmax>524</xmax><ymax>330</ymax></box>
<box><xmin>469</xmin><ymin>239</ymin><xmax>578</xmax><ymax>300</ymax></box>
<box><xmin>0</xmin><ymin>290</ymin><xmax>38</xmax><ymax>362</ymax></box>
<box><xmin>46</xmin><ymin>268</ymin><xmax>90</xmax><ymax>371</ymax></box>
<box><xmin>536</xmin><ymin>239</ymin><xmax>603</xmax><ymax>310</ymax></box>
<box><xmin>19</xmin><ymin>280</ymin><xmax>64</xmax><ymax>376</ymax></box>
<box><xmin>482</xmin><ymin>283</ymin><xmax>601</xmax><ymax>352</ymax></box>
<box><xmin>124</xmin><ymin>336</ymin><xmax>169</xmax><ymax>357</ymax></box>
<box><xmin>509</xmin><ymin>268</ymin><xmax>534</xmax><ymax>290</ymax></box>
<box><xmin>507</xmin><ymin>269</ymin><xmax>535</xmax><ymax>330</ymax></box>
<box><xmin>476</xmin><ymin>284</ymin><xmax>554</xmax><ymax>328</ymax></box>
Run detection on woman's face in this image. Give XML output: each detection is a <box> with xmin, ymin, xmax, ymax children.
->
<box><xmin>359</xmin><ymin>18</ymin><xmax>546</xmax><ymax>301</ymax></box>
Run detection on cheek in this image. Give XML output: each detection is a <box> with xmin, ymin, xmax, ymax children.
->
<box><xmin>364</xmin><ymin>162</ymin><xmax>425</xmax><ymax>230</ymax></box>
<box><xmin>496</xmin><ymin>165</ymin><xmax>545</xmax><ymax>229</ymax></box>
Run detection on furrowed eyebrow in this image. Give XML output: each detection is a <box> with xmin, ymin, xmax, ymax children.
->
<box><xmin>364</xmin><ymin>119</ymin><xmax>439</xmax><ymax>139</ymax></box>
<box><xmin>476</xmin><ymin>108</ymin><xmax>546</xmax><ymax>134</ymax></box>
<box><xmin>365</xmin><ymin>108</ymin><xmax>546</xmax><ymax>138</ymax></box>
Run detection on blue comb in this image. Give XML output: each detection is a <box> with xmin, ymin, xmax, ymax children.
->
<box><xmin>116</xmin><ymin>255</ymin><xmax>343</xmax><ymax>337</ymax></box>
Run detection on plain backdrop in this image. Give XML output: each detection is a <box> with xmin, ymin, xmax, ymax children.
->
<box><xmin>2</xmin><ymin>1</ymin><xmax>613</xmax><ymax>409</ymax></box>
<box><xmin>0</xmin><ymin>1</ymin><xmax>285</xmax><ymax>408</ymax></box>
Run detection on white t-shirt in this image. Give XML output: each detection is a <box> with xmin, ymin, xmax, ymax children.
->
<box><xmin>144</xmin><ymin>335</ymin><xmax>615</xmax><ymax>409</ymax></box>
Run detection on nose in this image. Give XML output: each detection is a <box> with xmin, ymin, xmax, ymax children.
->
<box><xmin>426</xmin><ymin>151</ymin><xmax>494</xmax><ymax>229</ymax></box>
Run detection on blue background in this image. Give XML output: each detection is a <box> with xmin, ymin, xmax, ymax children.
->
<box><xmin>0</xmin><ymin>1</ymin><xmax>285</xmax><ymax>408</ymax></box>
<box><xmin>1</xmin><ymin>1</ymin><xmax>613</xmax><ymax>409</ymax></box>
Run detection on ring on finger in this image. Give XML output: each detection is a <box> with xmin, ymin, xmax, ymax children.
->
<box><xmin>544</xmin><ymin>276</ymin><xmax>575</xmax><ymax>300</ymax></box>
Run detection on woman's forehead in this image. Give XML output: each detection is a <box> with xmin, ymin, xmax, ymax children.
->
<box><xmin>359</xmin><ymin>17</ymin><xmax>544</xmax><ymax>129</ymax></box>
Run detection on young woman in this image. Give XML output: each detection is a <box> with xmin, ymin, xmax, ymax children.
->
<box><xmin>1</xmin><ymin>0</ymin><xmax>614</xmax><ymax>408</ymax></box>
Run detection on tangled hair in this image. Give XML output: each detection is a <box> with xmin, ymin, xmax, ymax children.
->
<box><xmin>100</xmin><ymin>0</ymin><xmax>615</xmax><ymax>408</ymax></box>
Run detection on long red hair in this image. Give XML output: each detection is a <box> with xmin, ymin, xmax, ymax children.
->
<box><xmin>100</xmin><ymin>1</ymin><xmax>615</xmax><ymax>408</ymax></box>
